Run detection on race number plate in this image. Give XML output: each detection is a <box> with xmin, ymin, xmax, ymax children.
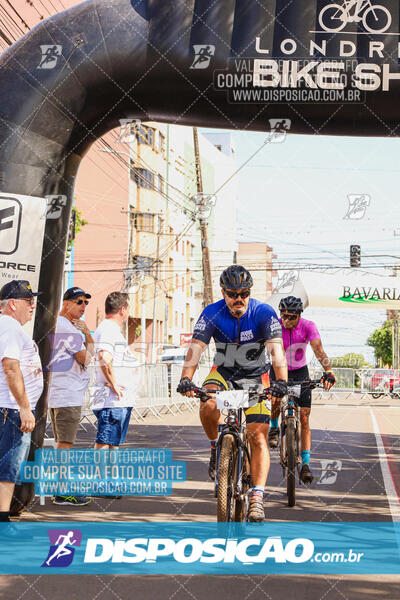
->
<box><xmin>216</xmin><ymin>390</ymin><xmax>249</xmax><ymax>409</ymax></box>
<box><xmin>288</xmin><ymin>385</ymin><xmax>301</xmax><ymax>398</ymax></box>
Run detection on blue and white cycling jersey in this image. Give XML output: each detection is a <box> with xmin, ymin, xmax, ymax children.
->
<box><xmin>192</xmin><ymin>298</ymin><xmax>282</xmax><ymax>378</ymax></box>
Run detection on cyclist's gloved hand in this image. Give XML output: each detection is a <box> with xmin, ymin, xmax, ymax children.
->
<box><xmin>177</xmin><ymin>377</ymin><xmax>194</xmax><ymax>395</ymax></box>
<box><xmin>269</xmin><ymin>379</ymin><xmax>288</xmax><ymax>398</ymax></box>
<box><xmin>321</xmin><ymin>371</ymin><xmax>336</xmax><ymax>388</ymax></box>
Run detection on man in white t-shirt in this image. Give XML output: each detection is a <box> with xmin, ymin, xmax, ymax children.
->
<box><xmin>47</xmin><ymin>286</ymin><xmax>94</xmax><ymax>507</ymax></box>
<box><xmin>92</xmin><ymin>292</ymin><xmax>140</xmax><ymax>451</ymax></box>
<box><xmin>0</xmin><ymin>280</ymin><xmax>43</xmax><ymax>523</ymax></box>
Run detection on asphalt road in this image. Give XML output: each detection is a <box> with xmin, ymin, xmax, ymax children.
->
<box><xmin>1</xmin><ymin>392</ymin><xmax>400</xmax><ymax>599</ymax></box>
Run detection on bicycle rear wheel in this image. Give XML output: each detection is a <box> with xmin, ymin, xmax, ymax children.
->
<box><xmin>217</xmin><ymin>434</ymin><xmax>237</xmax><ymax>522</ymax></box>
<box><xmin>286</xmin><ymin>418</ymin><xmax>296</xmax><ymax>507</ymax></box>
<box><xmin>234</xmin><ymin>431</ymin><xmax>252</xmax><ymax>522</ymax></box>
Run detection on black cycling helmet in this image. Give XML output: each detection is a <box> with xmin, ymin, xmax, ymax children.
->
<box><xmin>220</xmin><ymin>265</ymin><xmax>253</xmax><ymax>290</ymax></box>
<box><xmin>279</xmin><ymin>296</ymin><xmax>303</xmax><ymax>314</ymax></box>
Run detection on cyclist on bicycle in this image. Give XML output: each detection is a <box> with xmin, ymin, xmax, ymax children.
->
<box><xmin>268</xmin><ymin>296</ymin><xmax>335</xmax><ymax>484</ymax></box>
<box><xmin>177</xmin><ymin>265</ymin><xmax>288</xmax><ymax>522</ymax></box>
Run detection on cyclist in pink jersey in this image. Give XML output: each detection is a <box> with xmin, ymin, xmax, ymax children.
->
<box><xmin>269</xmin><ymin>296</ymin><xmax>335</xmax><ymax>484</ymax></box>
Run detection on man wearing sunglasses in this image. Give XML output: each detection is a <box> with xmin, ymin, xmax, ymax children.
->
<box><xmin>269</xmin><ymin>296</ymin><xmax>336</xmax><ymax>485</ymax></box>
<box><xmin>47</xmin><ymin>286</ymin><xmax>94</xmax><ymax>507</ymax></box>
<box><xmin>177</xmin><ymin>265</ymin><xmax>288</xmax><ymax>522</ymax></box>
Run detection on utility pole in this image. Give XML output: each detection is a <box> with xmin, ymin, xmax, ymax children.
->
<box><xmin>389</xmin><ymin>265</ymin><xmax>400</xmax><ymax>369</ymax></box>
<box><xmin>151</xmin><ymin>217</ymin><xmax>161</xmax><ymax>363</ymax></box>
<box><xmin>192</xmin><ymin>127</ymin><xmax>214</xmax><ymax>307</ymax></box>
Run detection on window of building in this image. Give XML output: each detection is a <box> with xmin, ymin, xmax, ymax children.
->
<box><xmin>131</xmin><ymin>255</ymin><xmax>153</xmax><ymax>275</ymax></box>
<box><xmin>175</xmin><ymin>238</ymin><xmax>179</xmax><ymax>252</ymax></box>
<box><xmin>157</xmin><ymin>174</ymin><xmax>165</xmax><ymax>194</ymax></box>
<box><xmin>182</xmin><ymin>240</ymin><xmax>185</xmax><ymax>255</ymax></box>
<box><xmin>181</xmin><ymin>276</ymin><xmax>184</xmax><ymax>291</ymax></box>
<box><xmin>175</xmin><ymin>312</ymin><xmax>178</xmax><ymax>327</ymax></box>
<box><xmin>131</xmin><ymin>168</ymin><xmax>154</xmax><ymax>189</ymax></box>
<box><xmin>175</xmin><ymin>274</ymin><xmax>178</xmax><ymax>289</ymax></box>
<box><xmin>133</xmin><ymin>212</ymin><xmax>154</xmax><ymax>232</ymax></box>
<box><xmin>158</xmin><ymin>132</ymin><xmax>165</xmax><ymax>155</ymax></box>
<box><xmin>181</xmin><ymin>313</ymin><xmax>184</xmax><ymax>328</ymax></box>
<box><xmin>136</xmin><ymin>125</ymin><xmax>154</xmax><ymax>147</ymax></box>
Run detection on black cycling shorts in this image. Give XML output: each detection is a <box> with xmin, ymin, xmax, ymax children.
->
<box><xmin>270</xmin><ymin>365</ymin><xmax>312</xmax><ymax>408</ymax></box>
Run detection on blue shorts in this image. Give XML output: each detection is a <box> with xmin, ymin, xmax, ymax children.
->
<box><xmin>93</xmin><ymin>407</ymin><xmax>132</xmax><ymax>446</ymax></box>
<box><xmin>0</xmin><ymin>408</ymin><xmax>34</xmax><ymax>485</ymax></box>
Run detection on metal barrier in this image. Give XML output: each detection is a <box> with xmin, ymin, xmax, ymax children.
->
<box><xmin>80</xmin><ymin>363</ymin><xmax>200</xmax><ymax>427</ymax></box>
<box><xmin>360</xmin><ymin>368</ymin><xmax>400</xmax><ymax>396</ymax></box>
<box><xmin>52</xmin><ymin>363</ymin><xmax>392</xmax><ymax>438</ymax></box>
<box><xmin>309</xmin><ymin>367</ymin><xmax>355</xmax><ymax>390</ymax></box>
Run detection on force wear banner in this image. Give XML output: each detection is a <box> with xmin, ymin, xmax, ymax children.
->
<box><xmin>0</xmin><ymin>193</ymin><xmax>47</xmax><ymax>335</ymax></box>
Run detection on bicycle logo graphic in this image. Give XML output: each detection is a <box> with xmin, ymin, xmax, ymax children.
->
<box><xmin>319</xmin><ymin>0</ymin><xmax>391</xmax><ymax>33</ymax></box>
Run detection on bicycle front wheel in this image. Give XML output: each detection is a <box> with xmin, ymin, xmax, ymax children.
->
<box><xmin>217</xmin><ymin>434</ymin><xmax>237</xmax><ymax>522</ymax></box>
<box><xmin>286</xmin><ymin>418</ymin><xmax>296</xmax><ymax>507</ymax></box>
<box><xmin>234</xmin><ymin>430</ymin><xmax>251</xmax><ymax>522</ymax></box>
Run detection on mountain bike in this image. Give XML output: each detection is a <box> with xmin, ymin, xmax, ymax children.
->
<box><xmin>279</xmin><ymin>379</ymin><xmax>323</xmax><ymax>507</ymax></box>
<box><xmin>319</xmin><ymin>0</ymin><xmax>391</xmax><ymax>33</ymax></box>
<box><xmin>184</xmin><ymin>381</ymin><xmax>269</xmax><ymax>522</ymax></box>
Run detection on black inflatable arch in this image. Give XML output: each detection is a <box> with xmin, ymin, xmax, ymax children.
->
<box><xmin>1</xmin><ymin>0</ymin><xmax>400</xmax><ymax>511</ymax></box>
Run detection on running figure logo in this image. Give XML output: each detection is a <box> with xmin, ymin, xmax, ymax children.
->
<box><xmin>45</xmin><ymin>195</ymin><xmax>67</xmax><ymax>220</ymax></box>
<box><xmin>42</xmin><ymin>529</ymin><xmax>82</xmax><ymax>567</ymax></box>
<box><xmin>319</xmin><ymin>1</ymin><xmax>391</xmax><ymax>33</ymax></box>
<box><xmin>37</xmin><ymin>45</ymin><xmax>62</xmax><ymax>69</ymax></box>
<box><xmin>273</xmin><ymin>270</ymin><xmax>299</xmax><ymax>294</ymax></box>
<box><xmin>190</xmin><ymin>45</ymin><xmax>215</xmax><ymax>69</ymax></box>
<box><xmin>268</xmin><ymin>119</ymin><xmax>291</xmax><ymax>143</ymax></box>
<box><xmin>318</xmin><ymin>460</ymin><xmax>342</xmax><ymax>485</ymax></box>
<box><xmin>344</xmin><ymin>194</ymin><xmax>370</xmax><ymax>219</ymax></box>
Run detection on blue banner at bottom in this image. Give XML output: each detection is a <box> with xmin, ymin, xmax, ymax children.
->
<box><xmin>0</xmin><ymin>522</ymin><xmax>399</xmax><ymax>574</ymax></box>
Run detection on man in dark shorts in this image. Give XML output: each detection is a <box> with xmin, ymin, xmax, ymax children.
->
<box><xmin>269</xmin><ymin>296</ymin><xmax>335</xmax><ymax>484</ymax></box>
<box><xmin>177</xmin><ymin>265</ymin><xmax>288</xmax><ymax>522</ymax></box>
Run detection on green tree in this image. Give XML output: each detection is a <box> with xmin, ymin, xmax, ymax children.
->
<box><xmin>331</xmin><ymin>353</ymin><xmax>371</xmax><ymax>369</ymax></box>
<box><xmin>367</xmin><ymin>320</ymin><xmax>393</xmax><ymax>366</ymax></box>
<box><xmin>66</xmin><ymin>207</ymin><xmax>87</xmax><ymax>258</ymax></box>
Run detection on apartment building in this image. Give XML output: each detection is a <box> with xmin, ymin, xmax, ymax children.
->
<box><xmin>72</xmin><ymin>123</ymin><xmax>238</xmax><ymax>354</ymax></box>
<box><xmin>236</xmin><ymin>242</ymin><xmax>276</xmax><ymax>301</ymax></box>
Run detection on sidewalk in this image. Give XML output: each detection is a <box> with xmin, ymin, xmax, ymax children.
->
<box><xmin>19</xmin><ymin>409</ymin><xmax>215</xmax><ymax>523</ymax></box>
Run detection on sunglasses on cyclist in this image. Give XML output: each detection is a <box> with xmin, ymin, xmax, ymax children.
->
<box><xmin>224</xmin><ymin>290</ymin><xmax>251</xmax><ymax>299</ymax></box>
<box><xmin>75</xmin><ymin>299</ymin><xmax>89</xmax><ymax>306</ymax></box>
<box><xmin>280</xmin><ymin>312</ymin><xmax>298</xmax><ymax>321</ymax></box>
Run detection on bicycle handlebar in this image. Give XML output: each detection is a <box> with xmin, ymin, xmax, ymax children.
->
<box><xmin>177</xmin><ymin>378</ymin><xmax>324</xmax><ymax>403</ymax></box>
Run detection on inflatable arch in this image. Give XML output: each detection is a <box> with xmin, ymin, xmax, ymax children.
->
<box><xmin>1</xmin><ymin>0</ymin><xmax>400</xmax><ymax>511</ymax></box>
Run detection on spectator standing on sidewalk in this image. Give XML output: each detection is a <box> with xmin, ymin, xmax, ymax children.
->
<box><xmin>0</xmin><ymin>280</ymin><xmax>43</xmax><ymax>522</ymax></box>
<box><xmin>47</xmin><ymin>286</ymin><xmax>94</xmax><ymax>507</ymax></box>
<box><xmin>92</xmin><ymin>292</ymin><xmax>140</xmax><ymax>451</ymax></box>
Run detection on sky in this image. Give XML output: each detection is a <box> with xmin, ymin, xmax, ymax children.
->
<box><xmin>202</xmin><ymin>129</ymin><xmax>400</xmax><ymax>363</ymax></box>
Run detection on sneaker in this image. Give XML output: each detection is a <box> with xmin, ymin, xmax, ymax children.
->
<box><xmin>95</xmin><ymin>495</ymin><xmax>122</xmax><ymax>500</ymax></box>
<box><xmin>268</xmin><ymin>427</ymin><xmax>280</xmax><ymax>449</ymax></box>
<box><xmin>299</xmin><ymin>464</ymin><xmax>314</xmax><ymax>485</ymax></box>
<box><xmin>208</xmin><ymin>446</ymin><xmax>217</xmax><ymax>481</ymax></box>
<box><xmin>52</xmin><ymin>495</ymin><xmax>91</xmax><ymax>506</ymax></box>
<box><xmin>248</xmin><ymin>495</ymin><xmax>265</xmax><ymax>522</ymax></box>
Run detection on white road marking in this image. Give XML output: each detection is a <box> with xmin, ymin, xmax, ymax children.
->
<box><xmin>369</xmin><ymin>407</ymin><xmax>400</xmax><ymax>523</ymax></box>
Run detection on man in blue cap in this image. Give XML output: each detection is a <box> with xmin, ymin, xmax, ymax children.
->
<box><xmin>0</xmin><ymin>280</ymin><xmax>43</xmax><ymax>522</ymax></box>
